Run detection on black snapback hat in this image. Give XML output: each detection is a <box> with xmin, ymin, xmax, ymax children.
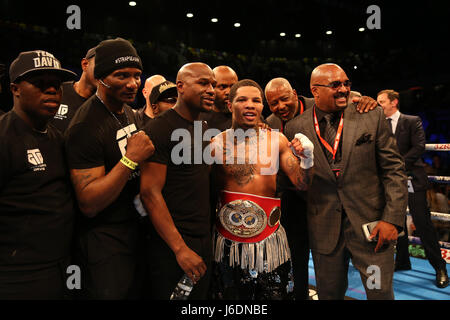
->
<box><xmin>150</xmin><ymin>80</ymin><xmax>177</xmax><ymax>104</ymax></box>
<box><xmin>9</xmin><ymin>50</ymin><xmax>77</xmax><ymax>83</ymax></box>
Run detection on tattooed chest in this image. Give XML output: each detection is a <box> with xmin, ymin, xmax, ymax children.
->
<box><xmin>223</xmin><ymin>163</ymin><xmax>256</xmax><ymax>186</ymax></box>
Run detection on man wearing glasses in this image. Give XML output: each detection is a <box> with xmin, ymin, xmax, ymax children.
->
<box><xmin>285</xmin><ymin>63</ymin><xmax>408</xmax><ymax>299</ymax></box>
<box><xmin>0</xmin><ymin>50</ymin><xmax>77</xmax><ymax>299</ymax></box>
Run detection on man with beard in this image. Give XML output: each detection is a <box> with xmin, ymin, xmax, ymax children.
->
<box><xmin>140</xmin><ymin>62</ymin><xmax>216</xmax><ymax>299</ymax></box>
<box><xmin>0</xmin><ymin>50</ymin><xmax>77</xmax><ymax>299</ymax></box>
<box><xmin>285</xmin><ymin>64</ymin><xmax>407</xmax><ymax>299</ymax></box>
<box><xmin>210</xmin><ymin>79</ymin><xmax>314</xmax><ymax>300</ymax></box>
<box><xmin>65</xmin><ymin>38</ymin><xmax>154</xmax><ymax>299</ymax></box>
<box><xmin>199</xmin><ymin>65</ymin><xmax>238</xmax><ymax>132</ymax></box>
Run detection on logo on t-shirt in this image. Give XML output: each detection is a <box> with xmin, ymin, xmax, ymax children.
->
<box><xmin>27</xmin><ymin>148</ymin><xmax>47</xmax><ymax>171</ymax></box>
<box><xmin>116</xmin><ymin>124</ymin><xmax>140</xmax><ymax>180</ymax></box>
<box><xmin>116</xmin><ymin>124</ymin><xmax>138</xmax><ymax>156</ymax></box>
<box><xmin>54</xmin><ymin>104</ymin><xmax>69</xmax><ymax>120</ymax></box>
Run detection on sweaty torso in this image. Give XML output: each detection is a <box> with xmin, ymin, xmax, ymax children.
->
<box><xmin>213</xmin><ymin>128</ymin><xmax>279</xmax><ymax>197</ymax></box>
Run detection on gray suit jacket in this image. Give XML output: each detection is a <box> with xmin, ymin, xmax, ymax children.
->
<box><xmin>285</xmin><ymin>105</ymin><xmax>408</xmax><ymax>255</ymax></box>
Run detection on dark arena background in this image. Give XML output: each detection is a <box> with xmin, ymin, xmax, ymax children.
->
<box><xmin>0</xmin><ymin>0</ymin><xmax>449</xmax><ymax>303</ymax></box>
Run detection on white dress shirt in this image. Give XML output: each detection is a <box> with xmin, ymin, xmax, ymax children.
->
<box><xmin>387</xmin><ymin>110</ymin><xmax>400</xmax><ymax>134</ymax></box>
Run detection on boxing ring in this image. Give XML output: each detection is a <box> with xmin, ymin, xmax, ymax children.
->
<box><xmin>406</xmin><ymin>143</ymin><xmax>450</xmax><ymax>264</ymax></box>
<box><xmin>308</xmin><ymin>143</ymin><xmax>450</xmax><ymax>300</ymax></box>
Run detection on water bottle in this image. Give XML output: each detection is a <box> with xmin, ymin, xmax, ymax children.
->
<box><xmin>169</xmin><ymin>274</ymin><xmax>194</xmax><ymax>300</ymax></box>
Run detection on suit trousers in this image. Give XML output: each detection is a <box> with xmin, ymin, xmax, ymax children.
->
<box><xmin>280</xmin><ymin>190</ymin><xmax>309</xmax><ymax>300</ymax></box>
<box><xmin>396</xmin><ymin>190</ymin><xmax>446</xmax><ymax>271</ymax></box>
<box><xmin>312</xmin><ymin>213</ymin><xmax>395</xmax><ymax>300</ymax></box>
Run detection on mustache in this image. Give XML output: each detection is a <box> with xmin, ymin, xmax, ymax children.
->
<box><xmin>334</xmin><ymin>92</ymin><xmax>349</xmax><ymax>98</ymax></box>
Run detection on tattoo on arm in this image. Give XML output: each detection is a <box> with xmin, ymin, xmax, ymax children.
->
<box><xmin>285</xmin><ymin>155</ymin><xmax>312</xmax><ymax>190</ymax></box>
<box><xmin>71</xmin><ymin>169</ymin><xmax>97</xmax><ymax>191</ymax></box>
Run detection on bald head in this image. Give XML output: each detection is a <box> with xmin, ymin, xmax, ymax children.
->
<box><xmin>265</xmin><ymin>78</ymin><xmax>293</xmax><ymax>95</ymax></box>
<box><xmin>176</xmin><ymin>62</ymin><xmax>213</xmax><ymax>82</ymax></box>
<box><xmin>212</xmin><ymin>65</ymin><xmax>238</xmax><ymax>113</ymax></box>
<box><xmin>265</xmin><ymin>77</ymin><xmax>299</xmax><ymax>122</ymax></box>
<box><xmin>310</xmin><ymin>63</ymin><xmax>350</xmax><ymax>112</ymax></box>
<box><xmin>176</xmin><ymin>62</ymin><xmax>216</xmax><ymax>113</ymax></box>
<box><xmin>310</xmin><ymin>63</ymin><xmax>346</xmax><ymax>88</ymax></box>
<box><xmin>141</xmin><ymin>74</ymin><xmax>166</xmax><ymax>118</ymax></box>
<box><xmin>213</xmin><ymin>66</ymin><xmax>238</xmax><ymax>80</ymax></box>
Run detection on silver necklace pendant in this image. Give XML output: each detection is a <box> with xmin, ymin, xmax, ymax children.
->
<box><xmin>96</xmin><ymin>93</ymin><xmax>131</xmax><ymax>137</ymax></box>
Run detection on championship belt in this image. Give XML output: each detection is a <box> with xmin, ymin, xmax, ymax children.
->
<box><xmin>216</xmin><ymin>190</ymin><xmax>281</xmax><ymax>243</ymax></box>
<box><xmin>214</xmin><ymin>191</ymin><xmax>291</xmax><ymax>273</ymax></box>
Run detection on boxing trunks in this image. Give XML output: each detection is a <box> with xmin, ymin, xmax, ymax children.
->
<box><xmin>214</xmin><ymin>190</ymin><xmax>291</xmax><ymax>273</ymax></box>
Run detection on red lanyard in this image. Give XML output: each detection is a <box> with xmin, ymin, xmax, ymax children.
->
<box><xmin>313</xmin><ymin>107</ymin><xmax>344</xmax><ymax>160</ymax></box>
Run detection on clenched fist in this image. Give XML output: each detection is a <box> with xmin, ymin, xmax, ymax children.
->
<box><xmin>125</xmin><ymin>130</ymin><xmax>155</xmax><ymax>163</ymax></box>
<box><xmin>289</xmin><ymin>133</ymin><xmax>314</xmax><ymax>169</ymax></box>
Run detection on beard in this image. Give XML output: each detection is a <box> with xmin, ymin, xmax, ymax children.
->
<box><xmin>215</xmin><ymin>99</ymin><xmax>230</xmax><ymax>113</ymax></box>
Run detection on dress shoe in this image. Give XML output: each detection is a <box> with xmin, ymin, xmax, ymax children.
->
<box><xmin>436</xmin><ymin>269</ymin><xmax>449</xmax><ymax>288</ymax></box>
<box><xmin>394</xmin><ymin>263</ymin><xmax>412</xmax><ymax>271</ymax></box>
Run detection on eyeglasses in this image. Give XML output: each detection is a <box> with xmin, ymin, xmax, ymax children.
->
<box><xmin>313</xmin><ymin>80</ymin><xmax>352</xmax><ymax>89</ymax></box>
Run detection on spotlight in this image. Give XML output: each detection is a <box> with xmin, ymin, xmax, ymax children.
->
<box><xmin>186</xmin><ymin>13</ymin><xmax>194</xmax><ymax>18</ymax></box>
<box><xmin>359</xmin><ymin>27</ymin><xmax>365</xmax><ymax>32</ymax></box>
<box><xmin>211</xmin><ymin>18</ymin><xmax>218</xmax><ymax>23</ymax></box>
<box><xmin>280</xmin><ymin>32</ymin><xmax>286</xmax><ymax>37</ymax></box>
<box><xmin>295</xmin><ymin>33</ymin><xmax>301</xmax><ymax>38</ymax></box>
<box><xmin>234</xmin><ymin>22</ymin><xmax>241</xmax><ymax>27</ymax></box>
<box><xmin>326</xmin><ymin>30</ymin><xmax>333</xmax><ymax>35</ymax></box>
<box><xmin>129</xmin><ymin>1</ymin><xmax>136</xmax><ymax>6</ymax></box>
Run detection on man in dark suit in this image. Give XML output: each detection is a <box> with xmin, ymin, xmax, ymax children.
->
<box><xmin>377</xmin><ymin>89</ymin><xmax>448</xmax><ymax>288</ymax></box>
<box><xmin>264</xmin><ymin>78</ymin><xmax>379</xmax><ymax>299</ymax></box>
<box><xmin>285</xmin><ymin>64</ymin><xmax>408</xmax><ymax>299</ymax></box>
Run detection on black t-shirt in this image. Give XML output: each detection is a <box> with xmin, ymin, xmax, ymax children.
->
<box><xmin>134</xmin><ymin>106</ymin><xmax>154</xmax><ymax>129</ymax></box>
<box><xmin>143</xmin><ymin>109</ymin><xmax>211</xmax><ymax>237</ymax></box>
<box><xmin>0</xmin><ymin>111</ymin><xmax>75</xmax><ymax>270</ymax></box>
<box><xmin>198</xmin><ymin>110</ymin><xmax>232</xmax><ymax>132</ymax></box>
<box><xmin>50</xmin><ymin>81</ymin><xmax>87</xmax><ymax>134</ymax></box>
<box><xmin>65</xmin><ymin>95</ymin><xmax>141</xmax><ymax>225</ymax></box>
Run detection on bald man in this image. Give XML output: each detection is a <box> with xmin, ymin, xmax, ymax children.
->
<box><xmin>285</xmin><ymin>63</ymin><xmax>407</xmax><ymax>299</ymax></box>
<box><xmin>140</xmin><ymin>63</ymin><xmax>216</xmax><ymax>299</ymax></box>
<box><xmin>265</xmin><ymin>78</ymin><xmax>377</xmax><ymax>133</ymax></box>
<box><xmin>264</xmin><ymin>78</ymin><xmax>377</xmax><ymax>299</ymax></box>
<box><xmin>199</xmin><ymin>65</ymin><xmax>238</xmax><ymax>132</ymax></box>
<box><xmin>135</xmin><ymin>74</ymin><xmax>166</xmax><ymax>127</ymax></box>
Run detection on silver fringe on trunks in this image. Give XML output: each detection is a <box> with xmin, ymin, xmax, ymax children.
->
<box><xmin>214</xmin><ymin>225</ymin><xmax>291</xmax><ymax>273</ymax></box>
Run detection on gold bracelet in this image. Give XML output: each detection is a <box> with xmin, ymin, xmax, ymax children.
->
<box><xmin>120</xmin><ymin>156</ymin><xmax>138</xmax><ymax>171</ymax></box>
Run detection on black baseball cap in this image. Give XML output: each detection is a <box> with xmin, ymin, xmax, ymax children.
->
<box><xmin>9</xmin><ymin>50</ymin><xmax>77</xmax><ymax>83</ymax></box>
<box><xmin>150</xmin><ymin>80</ymin><xmax>177</xmax><ymax>104</ymax></box>
<box><xmin>84</xmin><ymin>47</ymin><xmax>96</xmax><ymax>60</ymax></box>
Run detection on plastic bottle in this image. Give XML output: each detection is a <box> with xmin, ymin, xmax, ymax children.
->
<box><xmin>169</xmin><ymin>274</ymin><xmax>194</xmax><ymax>300</ymax></box>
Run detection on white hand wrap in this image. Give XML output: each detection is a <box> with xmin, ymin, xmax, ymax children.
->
<box><xmin>292</xmin><ymin>133</ymin><xmax>314</xmax><ymax>169</ymax></box>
